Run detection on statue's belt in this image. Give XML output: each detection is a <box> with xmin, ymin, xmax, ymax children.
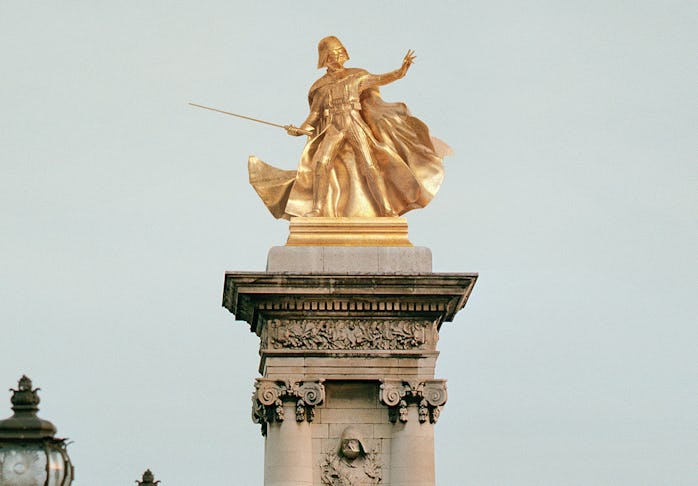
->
<box><xmin>323</xmin><ymin>100</ymin><xmax>362</xmax><ymax>116</ymax></box>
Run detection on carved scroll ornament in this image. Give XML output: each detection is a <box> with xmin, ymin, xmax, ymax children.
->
<box><xmin>252</xmin><ymin>378</ymin><xmax>325</xmax><ymax>435</ymax></box>
<box><xmin>379</xmin><ymin>380</ymin><xmax>447</xmax><ymax>424</ymax></box>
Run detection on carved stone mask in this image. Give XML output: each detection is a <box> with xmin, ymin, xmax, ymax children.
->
<box><xmin>341</xmin><ymin>438</ymin><xmax>361</xmax><ymax>460</ymax></box>
<box><xmin>338</xmin><ymin>426</ymin><xmax>366</xmax><ymax>460</ymax></box>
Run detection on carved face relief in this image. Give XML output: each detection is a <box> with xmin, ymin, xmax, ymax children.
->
<box><xmin>341</xmin><ymin>438</ymin><xmax>361</xmax><ymax>460</ymax></box>
<box><xmin>321</xmin><ymin>428</ymin><xmax>383</xmax><ymax>486</ymax></box>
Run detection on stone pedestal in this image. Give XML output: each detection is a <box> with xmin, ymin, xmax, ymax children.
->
<box><xmin>223</xmin><ymin>247</ymin><xmax>476</xmax><ymax>485</ymax></box>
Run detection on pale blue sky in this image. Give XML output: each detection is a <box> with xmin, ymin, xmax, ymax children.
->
<box><xmin>1</xmin><ymin>1</ymin><xmax>696</xmax><ymax>485</ymax></box>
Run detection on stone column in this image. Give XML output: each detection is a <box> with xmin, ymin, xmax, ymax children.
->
<box><xmin>380</xmin><ymin>379</ymin><xmax>448</xmax><ymax>486</ymax></box>
<box><xmin>253</xmin><ymin>379</ymin><xmax>325</xmax><ymax>486</ymax></box>
<box><xmin>389</xmin><ymin>405</ymin><xmax>435</xmax><ymax>486</ymax></box>
<box><xmin>264</xmin><ymin>403</ymin><xmax>314</xmax><ymax>486</ymax></box>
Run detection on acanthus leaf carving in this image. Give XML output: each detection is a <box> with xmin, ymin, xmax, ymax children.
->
<box><xmin>296</xmin><ymin>399</ymin><xmax>306</xmax><ymax>422</ymax></box>
<box><xmin>398</xmin><ymin>399</ymin><xmax>408</xmax><ymax>423</ymax></box>
<box><xmin>263</xmin><ymin>318</ymin><xmax>435</xmax><ymax>351</ymax></box>
<box><xmin>320</xmin><ymin>448</ymin><xmax>383</xmax><ymax>486</ymax></box>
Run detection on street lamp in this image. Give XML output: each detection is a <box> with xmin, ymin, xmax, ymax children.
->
<box><xmin>0</xmin><ymin>375</ymin><xmax>73</xmax><ymax>485</ymax></box>
<box><xmin>136</xmin><ymin>469</ymin><xmax>160</xmax><ymax>485</ymax></box>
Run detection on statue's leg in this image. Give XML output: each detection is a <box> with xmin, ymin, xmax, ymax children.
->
<box><xmin>304</xmin><ymin>128</ymin><xmax>344</xmax><ymax>217</ymax></box>
<box><xmin>304</xmin><ymin>162</ymin><xmax>331</xmax><ymax>217</ymax></box>
<box><xmin>351</xmin><ymin>127</ymin><xmax>397</xmax><ymax>217</ymax></box>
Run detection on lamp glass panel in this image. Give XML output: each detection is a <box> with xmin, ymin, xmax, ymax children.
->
<box><xmin>47</xmin><ymin>446</ymin><xmax>71</xmax><ymax>485</ymax></box>
<box><xmin>0</xmin><ymin>444</ymin><xmax>47</xmax><ymax>486</ymax></box>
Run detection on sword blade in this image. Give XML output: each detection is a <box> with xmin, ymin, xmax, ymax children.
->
<box><xmin>188</xmin><ymin>102</ymin><xmax>286</xmax><ymax>130</ymax></box>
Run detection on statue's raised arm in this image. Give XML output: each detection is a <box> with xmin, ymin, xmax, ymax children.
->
<box><xmin>358</xmin><ymin>49</ymin><xmax>417</xmax><ymax>92</ymax></box>
<box><xmin>248</xmin><ymin>36</ymin><xmax>449</xmax><ymax>220</ymax></box>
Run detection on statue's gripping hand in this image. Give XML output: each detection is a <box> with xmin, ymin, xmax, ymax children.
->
<box><xmin>284</xmin><ymin>124</ymin><xmax>314</xmax><ymax>137</ymax></box>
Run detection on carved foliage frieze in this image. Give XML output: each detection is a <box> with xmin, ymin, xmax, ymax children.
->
<box><xmin>252</xmin><ymin>378</ymin><xmax>325</xmax><ymax>435</ymax></box>
<box><xmin>262</xmin><ymin>318</ymin><xmax>437</xmax><ymax>351</ymax></box>
<box><xmin>379</xmin><ymin>380</ymin><xmax>447</xmax><ymax>424</ymax></box>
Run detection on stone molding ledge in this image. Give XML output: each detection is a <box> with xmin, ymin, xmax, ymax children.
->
<box><xmin>252</xmin><ymin>378</ymin><xmax>325</xmax><ymax>436</ymax></box>
<box><xmin>223</xmin><ymin>273</ymin><xmax>478</xmax><ymax>335</ymax></box>
<box><xmin>379</xmin><ymin>379</ymin><xmax>447</xmax><ymax>424</ymax></box>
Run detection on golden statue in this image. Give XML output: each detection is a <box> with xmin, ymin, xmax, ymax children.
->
<box><xmin>248</xmin><ymin>36</ymin><xmax>450</xmax><ymax>220</ymax></box>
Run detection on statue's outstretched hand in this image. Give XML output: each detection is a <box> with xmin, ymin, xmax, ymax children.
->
<box><xmin>398</xmin><ymin>49</ymin><xmax>416</xmax><ymax>77</ymax></box>
<box><xmin>285</xmin><ymin>125</ymin><xmax>313</xmax><ymax>137</ymax></box>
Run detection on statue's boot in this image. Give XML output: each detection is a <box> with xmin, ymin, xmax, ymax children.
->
<box><xmin>304</xmin><ymin>166</ymin><xmax>330</xmax><ymax>217</ymax></box>
<box><xmin>366</xmin><ymin>166</ymin><xmax>397</xmax><ymax>217</ymax></box>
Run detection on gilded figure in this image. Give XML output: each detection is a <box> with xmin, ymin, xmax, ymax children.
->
<box><xmin>249</xmin><ymin>36</ymin><xmax>450</xmax><ymax>219</ymax></box>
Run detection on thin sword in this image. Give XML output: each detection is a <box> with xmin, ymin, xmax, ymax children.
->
<box><xmin>188</xmin><ymin>102</ymin><xmax>312</xmax><ymax>136</ymax></box>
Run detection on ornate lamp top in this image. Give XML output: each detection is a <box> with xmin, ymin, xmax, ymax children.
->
<box><xmin>137</xmin><ymin>469</ymin><xmax>161</xmax><ymax>485</ymax></box>
<box><xmin>11</xmin><ymin>375</ymin><xmax>40</xmax><ymax>411</ymax></box>
<box><xmin>0</xmin><ymin>375</ymin><xmax>57</xmax><ymax>439</ymax></box>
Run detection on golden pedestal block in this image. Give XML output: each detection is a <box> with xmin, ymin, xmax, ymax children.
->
<box><xmin>286</xmin><ymin>217</ymin><xmax>412</xmax><ymax>246</ymax></box>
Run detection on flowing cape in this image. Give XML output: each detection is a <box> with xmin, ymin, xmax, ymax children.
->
<box><xmin>248</xmin><ymin>88</ymin><xmax>448</xmax><ymax>219</ymax></box>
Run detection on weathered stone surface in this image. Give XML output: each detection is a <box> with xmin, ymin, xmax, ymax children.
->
<box><xmin>253</xmin><ymin>379</ymin><xmax>325</xmax><ymax>436</ymax></box>
<box><xmin>324</xmin><ymin>382</ymin><xmax>379</xmax><ymax>409</ymax></box>
<box><xmin>389</xmin><ymin>405</ymin><xmax>435</xmax><ymax>486</ymax></box>
<box><xmin>223</xmin><ymin>273</ymin><xmax>477</xmax><ymax>335</ymax></box>
<box><xmin>262</xmin><ymin>355</ymin><xmax>438</xmax><ymax>382</ymax></box>
<box><xmin>320</xmin><ymin>424</ymin><xmax>384</xmax><ymax>485</ymax></box>
<box><xmin>265</xmin><ymin>403</ymin><xmax>314</xmax><ymax>486</ymax></box>
<box><xmin>266</xmin><ymin>246</ymin><xmax>432</xmax><ymax>274</ymax></box>
<box><xmin>380</xmin><ymin>380</ymin><xmax>447</xmax><ymax>424</ymax></box>
<box><xmin>267</xmin><ymin>246</ymin><xmax>325</xmax><ymax>273</ymax></box>
<box><xmin>262</xmin><ymin>318</ymin><xmax>438</xmax><ymax>352</ymax></box>
<box><xmin>224</xmin><ymin>249</ymin><xmax>477</xmax><ymax>485</ymax></box>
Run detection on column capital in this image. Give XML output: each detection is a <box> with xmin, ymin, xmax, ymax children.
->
<box><xmin>252</xmin><ymin>378</ymin><xmax>325</xmax><ymax>435</ymax></box>
<box><xmin>379</xmin><ymin>379</ymin><xmax>447</xmax><ymax>424</ymax></box>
